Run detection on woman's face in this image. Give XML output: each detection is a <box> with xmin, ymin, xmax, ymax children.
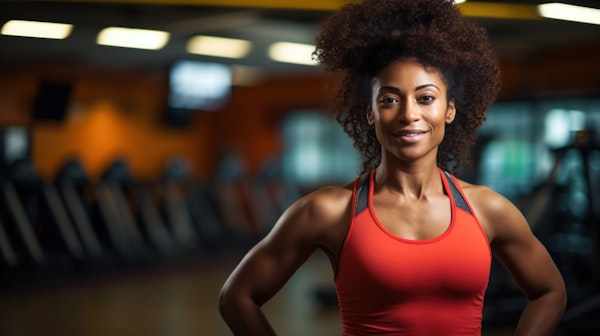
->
<box><xmin>368</xmin><ymin>58</ymin><xmax>455</xmax><ymax>166</ymax></box>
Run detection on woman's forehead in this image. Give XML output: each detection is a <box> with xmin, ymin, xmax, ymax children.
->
<box><xmin>373</xmin><ymin>59</ymin><xmax>446</xmax><ymax>88</ymax></box>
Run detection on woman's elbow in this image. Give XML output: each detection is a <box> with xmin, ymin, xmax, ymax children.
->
<box><xmin>537</xmin><ymin>275</ymin><xmax>568</xmax><ymax>315</ymax></box>
<box><xmin>218</xmin><ymin>285</ymin><xmax>236</xmax><ymax>320</ymax></box>
<box><xmin>556</xmin><ymin>279</ymin><xmax>568</xmax><ymax>313</ymax></box>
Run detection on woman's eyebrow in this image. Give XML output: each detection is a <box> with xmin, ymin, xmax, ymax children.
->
<box><xmin>415</xmin><ymin>84</ymin><xmax>440</xmax><ymax>91</ymax></box>
<box><xmin>378</xmin><ymin>84</ymin><xmax>441</xmax><ymax>92</ymax></box>
<box><xmin>378</xmin><ymin>85</ymin><xmax>401</xmax><ymax>93</ymax></box>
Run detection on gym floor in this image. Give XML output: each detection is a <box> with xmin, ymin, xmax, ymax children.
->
<box><xmin>0</xmin><ymin>249</ymin><xmax>521</xmax><ymax>336</ymax></box>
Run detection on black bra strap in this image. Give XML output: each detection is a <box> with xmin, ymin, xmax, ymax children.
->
<box><xmin>443</xmin><ymin>171</ymin><xmax>472</xmax><ymax>214</ymax></box>
<box><xmin>354</xmin><ymin>173</ymin><xmax>370</xmax><ymax>216</ymax></box>
<box><xmin>354</xmin><ymin>170</ymin><xmax>471</xmax><ymax>216</ymax></box>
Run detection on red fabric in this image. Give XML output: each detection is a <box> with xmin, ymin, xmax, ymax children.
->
<box><xmin>335</xmin><ymin>170</ymin><xmax>491</xmax><ymax>335</ymax></box>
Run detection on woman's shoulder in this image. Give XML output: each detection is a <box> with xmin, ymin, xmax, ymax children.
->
<box><xmin>456</xmin><ymin>179</ymin><xmax>516</xmax><ymax>215</ymax></box>
<box><xmin>275</xmin><ymin>181</ymin><xmax>354</xmax><ymax>255</ymax></box>
<box><xmin>291</xmin><ymin>181</ymin><xmax>355</xmax><ymax>222</ymax></box>
<box><xmin>456</xmin><ymin>178</ymin><xmax>528</xmax><ymax>241</ymax></box>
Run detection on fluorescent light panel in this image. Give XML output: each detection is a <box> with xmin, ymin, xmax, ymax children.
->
<box><xmin>1</xmin><ymin>20</ymin><xmax>72</xmax><ymax>39</ymax></box>
<box><xmin>538</xmin><ymin>3</ymin><xmax>600</xmax><ymax>25</ymax></box>
<box><xmin>268</xmin><ymin>42</ymin><xmax>318</xmax><ymax>66</ymax></box>
<box><xmin>187</xmin><ymin>35</ymin><xmax>251</xmax><ymax>59</ymax></box>
<box><xmin>97</xmin><ymin>27</ymin><xmax>169</xmax><ymax>50</ymax></box>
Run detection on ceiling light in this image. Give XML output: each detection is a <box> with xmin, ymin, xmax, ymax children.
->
<box><xmin>538</xmin><ymin>3</ymin><xmax>600</xmax><ymax>25</ymax></box>
<box><xmin>454</xmin><ymin>0</ymin><xmax>466</xmax><ymax>4</ymax></box>
<box><xmin>268</xmin><ymin>42</ymin><xmax>318</xmax><ymax>66</ymax></box>
<box><xmin>1</xmin><ymin>20</ymin><xmax>72</xmax><ymax>39</ymax></box>
<box><xmin>97</xmin><ymin>27</ymin><xmax>169</xmax><ymax>50</ymax></box>
<box><xmin>186</xmin><ymin>35</ymin><xmax>252</xmax><ymax>59</ymax></box>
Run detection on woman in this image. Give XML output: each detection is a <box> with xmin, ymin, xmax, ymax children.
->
<box><xmin>218</xmin><ymin>0</ymin><xmax>567</xmax><ymax>335</ymax></box>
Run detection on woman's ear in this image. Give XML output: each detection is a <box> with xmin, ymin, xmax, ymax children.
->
<box><xmin>367</xmin><ymin>108</ymin><xmax>374</xmax><ymax>125</ymax></box>
<box><xmin>445</xmin><ymin>101</ymin><xmax>456</xmax><ymax>124</ymax></box>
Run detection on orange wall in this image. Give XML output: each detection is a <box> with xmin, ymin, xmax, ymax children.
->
<box><xmin>0</xmin><ymin>65</ymin><xmax>216</xmax><ymax>181</ymax></box>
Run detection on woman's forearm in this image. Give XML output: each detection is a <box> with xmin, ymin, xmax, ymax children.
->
<box><xmin>219</xmin><ymin>295</ymin><xmax>277</xmax><ymax>336</ymax></box>
<box><xmin>514</xmin><ymin>290</ymin><xmax>567</xmax><ymax>336</ymax></box>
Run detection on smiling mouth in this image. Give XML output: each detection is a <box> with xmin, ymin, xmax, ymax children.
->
<box><xmin>393</xmin><ymin>130</ymin><xmax>428</xmax><ymax>142</ymax></box>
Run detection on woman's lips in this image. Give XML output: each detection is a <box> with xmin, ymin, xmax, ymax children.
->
<box><xmin>393</xmin><ymin>130</ymin><xmax>428</xmax><ymax>143</ymax></box>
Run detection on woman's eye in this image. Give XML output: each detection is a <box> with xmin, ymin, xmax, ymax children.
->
<box><xmin>380</xmin><ymin>97</ymin><xmax>398</xmax><ymax>104</ymax></box>
<box><xmin>419</xmin><ymin>95</ymin><xmax>435</xmax><ymax>104</ymax></box>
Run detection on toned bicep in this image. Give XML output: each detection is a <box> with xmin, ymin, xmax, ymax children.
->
<box><xmin>220</xmin><ymin>191</ymin><xmax>345</xmax><ymax>307</ymax></box>
<box><xmin>488</xmin><ymin>197</ymin><xmax>564</xmax><ymax>300</ymax></box>
<box><xmin>493</xmin><ymin>231</ymin><xmax>562</xmax><ymax>299</ymax></box>
<box><xmin>219</xmin><ymin>185</ymin><xmax>352</xmax><ymax>326</ymax></box>
<box><xmin>223</xmin><ymin>226</ymin><xmax>317</xmax><ymax>307</ymax></box>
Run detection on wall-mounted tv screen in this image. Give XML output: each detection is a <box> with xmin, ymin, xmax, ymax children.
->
<box><xmin>32</xmin><ymin>80</ymin><xmax>72</xmax><ymax>121</ymax></box>
<box><xmin>168</xmin><ymin>60</ymin><xmax>232</xmax><ymax>112</ymax></box>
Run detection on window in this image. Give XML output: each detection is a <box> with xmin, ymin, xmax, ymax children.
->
<box><xmin>282</xmin><ymin>111</ymin><xmax>361</xmax><ymax>189</ymax></box>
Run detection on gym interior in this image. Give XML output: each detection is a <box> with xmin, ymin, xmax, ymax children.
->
<box><xmin>0</xmin><ymin>1</ymin><xmax>599</xmax><ymax>335</ymax></box>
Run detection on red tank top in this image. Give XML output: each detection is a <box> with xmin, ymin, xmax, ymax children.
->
<box><xmin>335</xmin><ymin>169</ymin><xmax>491</xmax><ymax>335</ymax></box>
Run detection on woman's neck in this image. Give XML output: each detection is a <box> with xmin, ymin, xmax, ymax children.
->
<box><xmin>374</xmin><ymin>158</ymin><xmax>443</xmax><ymax>200</ymax></box>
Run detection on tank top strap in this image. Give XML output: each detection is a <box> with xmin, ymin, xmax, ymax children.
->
<box><xmin>441</xmin><ymin>169</ymin><xmax>472</xmax><ymax>215</ymax></box>
<box><xmin>353</xmin><ymin>170</ymin><xmax>472</xmax><ymax>216</ymax></box>
<box><xmin>353</xmin><ymin>171</ymin><xmax>371</xmax><ymax>216</ymax></box>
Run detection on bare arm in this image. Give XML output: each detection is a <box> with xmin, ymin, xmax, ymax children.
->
<box><xmin>218</xmin><ymin>186</ymin><xmax>351</xmax><ymax>335</ymax></box>
<box><xmin>469</xmin><ymin>186</ymin><xmax>567</xmax><ymax>336</ymax></box>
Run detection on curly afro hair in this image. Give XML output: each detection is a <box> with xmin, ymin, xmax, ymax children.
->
<box><xmin>314</xmin><ymin>0</ymin><xmax>500</xmax><ymax>174</ymax></box>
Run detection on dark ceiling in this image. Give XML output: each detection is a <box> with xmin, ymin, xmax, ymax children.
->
<box><xmin>1</xmin><ymin>0</ymin><xmax>600</xmax><ymax>74</ymax></box>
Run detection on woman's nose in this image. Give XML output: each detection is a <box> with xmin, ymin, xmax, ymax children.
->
<box><xmin>398</xmin><ymin>100</ymin><xmax>419</xmax><ymax>123</ymax></box>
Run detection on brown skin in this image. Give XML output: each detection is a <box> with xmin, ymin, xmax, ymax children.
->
<box><xmin>219</xmin><ymin>59</ymin><xmax>566</xmax><ymax>336</ymax></box>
